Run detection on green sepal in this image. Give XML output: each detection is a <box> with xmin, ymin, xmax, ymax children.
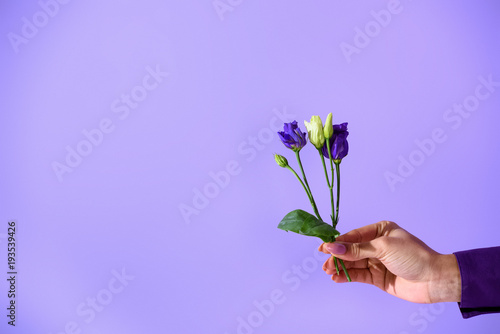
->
<box><xmin>277</xmin><ymin>209</ymin><xmax>340</xmax><ymax>243</ymax></box>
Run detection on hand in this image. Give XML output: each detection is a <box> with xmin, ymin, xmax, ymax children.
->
<box><xmin>318</xmin><ymin>221</ymin><xmax>461</xmax><ymax>304</ymax></box>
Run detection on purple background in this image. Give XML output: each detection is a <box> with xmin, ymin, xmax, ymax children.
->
<box><xmin>2</xmin><ymin>0</ymin><xmax>500</xmax><ymax>333</ymax></box>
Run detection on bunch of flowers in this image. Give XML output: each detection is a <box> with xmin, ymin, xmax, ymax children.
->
<box><xmin>274</xmin><ymin>114</ymin><xmax>351</xmax><ymax>281</ymax></box>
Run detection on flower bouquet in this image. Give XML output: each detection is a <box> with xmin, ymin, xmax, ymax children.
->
<box><xmin>274</xmin><ymin>114</ymin><xmax>351</xmax><ymax>281</ymax></box>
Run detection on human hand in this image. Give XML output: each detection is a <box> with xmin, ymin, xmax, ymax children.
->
<box><xmin>318</xmin><ymin>221</ymin><xmax>461</xmax><ymax>303</ymax></box>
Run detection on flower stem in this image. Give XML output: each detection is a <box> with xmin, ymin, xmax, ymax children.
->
<box><xmin>339</xmin><ymin>258</ymin><xmax>351</xmax><ymax>282</ymax></box>
<box><xmin>319</xmin><ymin>150</ymin><xmax>336</xmax><ymax>221</ymax></box>
<box><xmin>326</xmin><ymin>139</ymin><xmax>335</xmax><ymax>226</ymax></box>
<box><xmin>332</xmin><ymin>159</ymin><xmax>350</xmax><ymax>282</ymax></box>
<box><xmin>319</xmin><ymin>150</ymin><xmax>331</xmax><ymax>188</ymax></box>
<box><xmin>286</xmin><ymin>163</ymin><xmax>323</xmax><ymax>222</ymax></box>
<box><xmin>295</xmin><ymin>151</ymin><xmax>312</xmax><ymax>196</ymax></box>
<box><xmin>334</xmin><ymin>160</ymin><xmax>341</xmax><ymax>226</ymax></box>
<box><xmin>325</xmin><ymin>142</ymin><xmax>345</xmax><ymax>279</ymax></box>
<box><xmin>285</xmin><ymin>165</ymin><xmax>311</xmax><ymax>200</ymax></box>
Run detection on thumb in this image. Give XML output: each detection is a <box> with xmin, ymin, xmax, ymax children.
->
<box><xmin>324</xmin><ymin>240</ymin><xmax>381</xmax><ymax>261</ymax></box>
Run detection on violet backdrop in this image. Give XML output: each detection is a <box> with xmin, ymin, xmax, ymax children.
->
<box><xmin>1</xmin><ymin>0</ymin><xmax>500</xmax><ymax>333</ymax></box>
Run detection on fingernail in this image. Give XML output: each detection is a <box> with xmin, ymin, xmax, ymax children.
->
<box><xmin>325</xmin><ymin>243</ymin><xmax>346</xmax><ymax>255</ymax></box>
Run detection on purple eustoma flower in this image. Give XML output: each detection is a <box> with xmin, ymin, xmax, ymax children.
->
<box><xmin>322</xmin><ymin>122</ymin><xmax>349</xmax><ymax>160</ymax></box>
<box><xmin>278</xmin><ymin>121</ymin><xmax>308</xmax><ymax>152</ymax></box>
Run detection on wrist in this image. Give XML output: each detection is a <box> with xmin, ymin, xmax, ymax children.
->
<box><xmin>428</xmin><ymin>254</ymin><xmax>462</xmax><ymax>303</ymax></box>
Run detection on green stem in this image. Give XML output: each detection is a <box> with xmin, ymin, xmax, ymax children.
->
<box><xmin>339</xmin><ymin>258</ymin><xmax>351</xmax><ymax>282</ymax></box>
<box><xmin>285</xmin><ymin>165</ymin><xmax>311</xmax><ymax>201</ymax></box>
<box><xmin>333</xmin><ymin>159</ymin><xmax>350</xmax><ymax>282</ymax></box>
<box><xmin>326</xmin><ymin>139</ymin><xmax>335</xmax><ymax>226</ymax></box>
<box><xmin>334</xmin><ymin>160</ymin><xmax>341</xmax><ymax>227</ymax></box>
<box><xmin>326</xmin><ymin>142</ymin><xmax>343</xmax><ymax>278</ymax></box>
<box><xmin>319</xmin><ymin>149</ymin><xmax>335</xmax><ymax>222</ymax></box>
<box><xmin>295</xmin><ymin>151</ymin><xmax>322</xmax><ymax>221</ymax></box>
<box><xmin>295</xmin><ymin>151</ymin><xmax>312</xmax><ymax>196</ymax></box>
<box><xmin>285</xmin><ymin>164</ymin><xmax>323</xmax><ymax>222</ymax></box>
<box><xmin>319</xmin><ymin>150</ymin><xmax>331</xmax><ymax>189</ymax></box>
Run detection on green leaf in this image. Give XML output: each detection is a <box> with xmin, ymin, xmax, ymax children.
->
<box><xmin>277</xmin><ymin>209</ymin><xmax>340</xmax><ymax>243</ymax></box>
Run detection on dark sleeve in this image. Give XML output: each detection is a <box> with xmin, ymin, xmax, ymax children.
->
<box><xmin>454</xmin><ymin>247</ymin><xmax>500</xmax><ymax>319</ymax></box>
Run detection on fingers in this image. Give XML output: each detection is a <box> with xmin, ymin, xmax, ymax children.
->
<box><xmin>318</xmin><ymin>221</ymin><xmax>399</xmax><ymax>263</ymax></box>
<box><xmin>323</xmin><ymin>257</ymin><xmax>379</xmax><ymax>281</ymax></box>
<box><xmin>323</xmin><ymin>256</ymin><xmax>368</xmax><ymax>272</ymax></box>
<box><xmin>318</xmin><ymin>243</ymin><xmax>330</xmax><ymax>254</ymax></box>
<box><xmin>322</xmin><ymin>238</ymin><xmax>388</xmax><ymax>262</ymax></box>
<box><xmin>318</xmin><ymin>242</ymin><xmax>345</xmax><ymax>254</ymax></box>
<box><xmin>336</xmin><ymin>221</ymin><xmax>397</xmax><ymax>243</ymax></box>
<box><xmin>330</xmin><ymin>268</ymin><xmax>374</xmax><ymax>284</ymax></box>
<box><xmin>322</xmin><ymin>256</ymin><xmax>376</xmax><ymax>284</ymax></box>
<box><xmin>318</xmin><ymin>221</ymin><xmax>401</xmax><ymax>287</ymax></box>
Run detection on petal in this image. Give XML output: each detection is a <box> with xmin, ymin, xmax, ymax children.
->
<box><xmin>283</xmin><ymin>122</ymin><xmax>292</xmax><ymax>134</ymax></box>
<box><xmin>333</xmin><ymin>122</ymin><xmax>348</xmax><ymax>132</ymax></box>
<box><xmin>304</xmin><ymin>120</ymin><xmax>311</xmax><ymax>132</ymax></box>
<box><xmin>311</xmin><ymin>115</ymin><xmax>323</xmax><ymax>128</ymax></box>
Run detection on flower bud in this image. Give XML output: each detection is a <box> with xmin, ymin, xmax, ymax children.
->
<box><xmin>304</xmin><ymin>116</ymin><xmax>325</xmax><ymax>149</ymax></box>
<box><xmin>274</xmin><ymin>154</ymin><xmax>288</xmax><ymax>168</ymax></box>
<box><xmin>277</xmin><ymin>121</ymin><xmax>307</xmax><ymax>152</ymax></box>
<box><xmin>324</xmin><ymin>113</ymin><xmax>333</xmax><ymax>139</ymax></box>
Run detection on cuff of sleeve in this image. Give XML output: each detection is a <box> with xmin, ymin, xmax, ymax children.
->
<box><xmin>457</xmin><ymin>303</ymin><xmax>500</xmax><ymax>319</ymax></box>
<box><xmin>454</xmin><ymin>247</ymin><xmax>500</xmax><ymax>319</ymax></box>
